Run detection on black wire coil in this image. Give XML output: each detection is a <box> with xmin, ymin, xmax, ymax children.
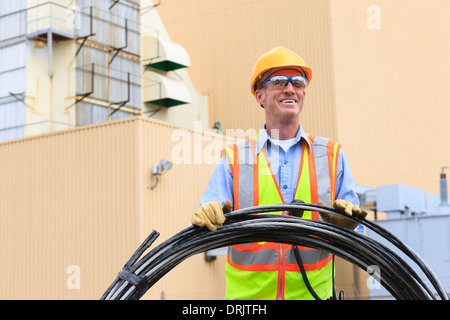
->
<box><xmin>100</xmin><ymin>203</ymin><xmax>449</xmax><ymax>300</ymax></box>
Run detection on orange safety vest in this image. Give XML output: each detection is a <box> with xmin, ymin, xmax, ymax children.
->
<box><xmin>222</xmin><ymin>134</ymin><xmax>341</xmax><ymax>300</ymax></box>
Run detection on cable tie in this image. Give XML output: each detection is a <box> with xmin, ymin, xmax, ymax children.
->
<box><xmin>118</xmin><ymin>266</ymin><xmax>149</xmax><ymax>296</ymax></box>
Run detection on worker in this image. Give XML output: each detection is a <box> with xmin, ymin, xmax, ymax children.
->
<box><xmin>191</xmin><ymin>46</ymin><xmax>367</xmax><ymax>300</ymax></box>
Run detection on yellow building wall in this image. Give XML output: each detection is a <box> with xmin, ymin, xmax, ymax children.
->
<box><xmin>330</xmin><ymin>0</ymin><xmax>450</xmax><ymax>194</ymax></box>
<box><xmin>0</xmin><ymin>117</ymin><xmax>230</xmax><ymax>299</ymax></box>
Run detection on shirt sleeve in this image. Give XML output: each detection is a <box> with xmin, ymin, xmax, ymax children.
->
<box><xmin>199</xmin><ymin>155</ymin><xmax>234</xmax><ymax>207</ymax></box>
<box><xmin>335</xmin><ymin>149</ymin><xmax>359</xmax><ymax>205</ymax></box>
<box><xmin>335</xmin><ymin>149</ymin><xmax>365</xmax><ymax>234</ymax></box>
<box><xmin>199</xmin><ymin>147</ymin><xmax>364</xmax><ymax>233</ymax></box>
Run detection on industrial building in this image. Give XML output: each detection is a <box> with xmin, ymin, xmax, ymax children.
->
<box><xmin>0</xmin><ymin>0</ymin><xmax>449</xmax><ymax>299</ymax></box>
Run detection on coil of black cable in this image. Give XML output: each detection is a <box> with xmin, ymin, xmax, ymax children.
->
<box><xmin>101</xmin><ymin>203</ymin><xmax>449</xmax><ymax>301</ymax></box>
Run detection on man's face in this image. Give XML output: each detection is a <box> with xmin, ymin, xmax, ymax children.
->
<box><xmin>255</xmin><ymin>69</ymin><xmax>306</xmax><ymax>124</ymax></box>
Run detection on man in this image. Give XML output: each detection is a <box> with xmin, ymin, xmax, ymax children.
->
<box><xmin>191</xmin><ymin>46</ymin><xmax>367</xmax><ymax>300</ymax></box>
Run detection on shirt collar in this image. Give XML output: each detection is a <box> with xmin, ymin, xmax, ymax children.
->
<box><xmin>255</xmin><ymin>123</ymin><xmax>311</xmax><ymax>155</ymax></box>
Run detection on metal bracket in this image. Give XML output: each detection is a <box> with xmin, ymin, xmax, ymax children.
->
<box><xmin>8</xmin><ymin>92</ymin><xmax>35</xmax><ymax>110</ymax></box>
<box><xmin>109</xmin><ymin>72</ymin><xmax>130</xmax><ymax>116</ymax></box>
<box><xmin>75</xmin><ymin>7</ymin><xmax>96</xmax><ymax>57</ymax></box>
<box><xmin>108</xmin><ymin>19</ymin><xmax>128</xmax><ymax>65</ymax></box>
<box><xmin>109</xmin><ymin>0</ymin><xmax>120</xmax><ymax>10</ymax></box>
<box><xmin>75</xmin><ymin>63</ymin><xmax>95</xmax><ymax>104</ymax></box>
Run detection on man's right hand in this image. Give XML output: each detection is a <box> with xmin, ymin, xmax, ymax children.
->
<box><xmin>191</xmin><ymin>200</ymin><xmax>232</xmax><ymax>231</ymax></box>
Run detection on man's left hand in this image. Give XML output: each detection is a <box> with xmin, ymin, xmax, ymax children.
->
<box><xmin>317</xmin><ymin>199</ymin><xmax>368</xmax><ymax>230</ymax></box>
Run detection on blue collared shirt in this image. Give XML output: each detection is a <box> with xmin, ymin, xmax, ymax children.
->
<box><xmin>199</xmin><ymin>124</ymin><xmax>363</xmax><ymax>233</ymax></box>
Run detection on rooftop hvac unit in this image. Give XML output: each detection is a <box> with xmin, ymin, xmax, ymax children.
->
<box><xmin>142</xmin><ymin>35</ymin><xmax>191</xmax><ymax>72</ymax></box>
<box><xmin>142</xmin><ymin>72</ymin><xmax>191</xmax><ymax>107</ymax></box>
<box><xmin>376</xmin><ymin>184</ymin><xmax>427</xmax><ymax>218</ymax></box>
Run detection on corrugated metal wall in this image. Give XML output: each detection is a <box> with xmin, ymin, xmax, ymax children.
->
<box><xmin>0</xmin><ymin>0</ymin><xmax>27</xmax><ymax>38</ymax></box>
<box><xmin>0</xmin><ymin>0</ymin><xmax>143</xmax><ymax>137</ymax></box>
<box><xmin>0</xmin><ymin>0</ymin><xmax>27</xmax><ymax>142</ymax></box>
<box><xmin>0</xmin><ymin>117</ymin><xmax>230</xmax><ymax>299</ymax></box>
<box><xmin>0</xmin><ymin>118</ymin><xmax>138</xmax><ymax>299</ymax></box>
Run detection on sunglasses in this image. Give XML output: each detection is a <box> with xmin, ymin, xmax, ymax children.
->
<box><xmin>260</xmin><ymin>75</ymin><xmax>307</xmax><ymax>90</ymax></box>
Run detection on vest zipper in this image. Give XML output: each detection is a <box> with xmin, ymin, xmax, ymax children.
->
<box><xmin>278</xmin><ymin>243</ymin><xmax>284</xmax><ymax>300</ymax></box>
<box><xmin>277</xmin><ymin>211</ymin><xmax>288</xmax><ymax>300</ymax></box>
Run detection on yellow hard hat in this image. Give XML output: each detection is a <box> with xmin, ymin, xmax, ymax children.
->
<box><xmin>250</xmin><ymin>46</ymin><xmax>312</xmax><ymax>95</ymax></box>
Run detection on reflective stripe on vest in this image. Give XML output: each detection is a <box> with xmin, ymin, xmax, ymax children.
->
<box><xmin>222</xmin><ymin>134</ymin><xmax>340</xmax><ymax>300</ymax></box>
<box><xmin>228</xmin><ymin>246</ymin><xmax>331</xmax><ymax>269</ymax></box>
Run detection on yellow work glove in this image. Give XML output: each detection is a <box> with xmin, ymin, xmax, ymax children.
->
<box><xmin>191</xmin><ymin>200</ymin><xmax>232</xmax><ymax>231</ymax></box>
<box><xmin>317</xmin><ymin>199</ymin><xmax>368</xmax><ymax>230</ymax></box>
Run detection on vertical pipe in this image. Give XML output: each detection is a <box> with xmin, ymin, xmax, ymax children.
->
<box><xmin>50</xmin><ymin>76</ymin><xmax>53</xmax><ymax>132</ymax></box>
<box><xmin>48</xmin><ymin>31</ymin><xmax>53</xmax><ymax>77</ymax></box>
<box><xmin>108</xmin><ymin>52</ymin><xmax>111</xmax><ymax>121</ymax></box>
<box><xmin>90</xmin><ymin>6</ymin><xmax>93</xmax><ymax>35</ymax></box>
<box><xmin>437</xmin><ymin>167</ymin><xmax>450</xmax><ymax>215</ymax></box>
<box><xmin>48</xmin><ymin>29</ymin><xmax>54</xmax><ymax>132</ymax></box>
<box><xmin>440</xmin><ymin>167</ymin><xmax>449</xmax><ymax>206</ymax></box>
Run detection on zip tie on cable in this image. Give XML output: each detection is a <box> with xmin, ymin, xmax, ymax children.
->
<box><xmin>117</xmin><ymin>266</ymin><xmax>149</xmax><ymax>298</ymax></box>
<box><xmin>101</xmin><ymin>230</ymin><xmax>160</xmax><ymax>300</ymax></box>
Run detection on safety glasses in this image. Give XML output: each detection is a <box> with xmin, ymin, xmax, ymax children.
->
<box><xmin>261</xmin><ymin>75</ymin><xmax>307</xmax><ymax>90</ymax></box>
